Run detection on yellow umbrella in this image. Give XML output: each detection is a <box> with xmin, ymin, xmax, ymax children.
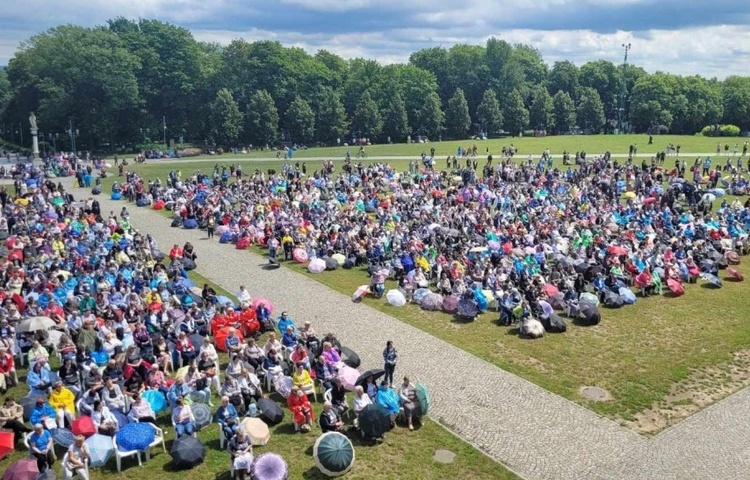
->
<box><xmin>239</xmin><ymin>417</ymin><xmax>271</xmax><ymax>446</ymax></box>
<box><xmin>14</xmin><ymin>198</ymin><xmax>29</xmax><ymax>206</ymax></box>
<box><xmin>623</xmin><ymin>192</ymin><xmax>636</xmax><ymax>199</ymax></box>
<box><xmin>175</xmin><ymin>366</ymin><xmax>190</xmax><ymax>381</ymax></box>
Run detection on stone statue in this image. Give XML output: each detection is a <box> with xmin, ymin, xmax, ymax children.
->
<box><xmin>29</xmin><ymin>112</ymin><xmax>37</xmax><ymax>131</ymax></box>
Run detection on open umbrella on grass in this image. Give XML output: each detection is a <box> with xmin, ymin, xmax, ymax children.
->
<box><xmin>85</xmin><ymin>434</ymin><xmax>115</xmax><ymax>468</ymax></box>
<box><xmin>442</xmin><ymin>295</ymin><xmax>459</xmax><ymax>314</ymax></box>
<box><xmin>358</xmin><ymin>404</ymin><xmax>391</xmax><ymax>439</ymax></box>
<box><xmin>308</xmin><ymin>258</ymin><xmax>326</xmax><ymax>274</ymax></box>
<box><xmin>420</xmin><ymin>293</ymin><xmax>443</xmax><ymax>311</ymax></box>
<box><xmin>385</xmin><ymin>290</ymin><xmax>406</xmax><ymax>307</ymax></box>
<box><xmin>700</xmin><ymin>272</ymin><xmax>723</xmax><ymax>288</ymax></box>
<box><xmin>142</xmin><ymin>389</ymin><xmax>167</xmax><ymax>413</ymax></box>
<box><xmin>727</xmin><ymin>267</ymin><xmax>744</xmax><ymax>281</ymax></box>
<box><xmin>257</xmin><ymin>398</ymin><xmax>284</xmax><ymax>425</ymax></box>
<box><xmin>340</xmin><ymin>346</ymin><xmax>360</xmax><ymax>369</ymax></box>
<box><xmin>0</xmin><ymin>430</ymin><xmax>14</xmax><ymax>460</ymax></box>
<box><xmin>313</xmin><ymin>432</ymin><xmax>355</xmax><ymax>477</ymax></box>
<box><xmin>250</xmin><ymin>452</ymin><xmax>288</xmax><ymax>480</ymax></box>
<box><xmin>170</xmin><ymin>436</ymin><xmax>206</xmax><ymax>469</ymax></box>
<box><xmin>72</xmin><ymin>416</ymin><xmax>96</xmax><ymax>438</ymax></box>
<box><xmin>116</xmin><ymin>423</ymin><xmax>154</xmax><ymax>452</ymax></box>
<box><xmin>667</xmin><ymin>278</ymin><xmax>684</xmax><ymax>296</ymax></box>
<box><xmin>239</xmin><ymin>418</ymin><xmax>271</xmax><ymax>446</ymax></box>
<box><xmin>2</xmin><ymin>458</ymin><xmax>38</xmax><ymax>480</ymax></box>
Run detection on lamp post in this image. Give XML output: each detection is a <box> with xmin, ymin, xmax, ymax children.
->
<box><xmin>162</xmin><ymin>116</ymin><xmax>167</xmax><ymax>147</ymax></box>
<box><xmin>618</xmin><ymin>43</ymin><xmax>631</xmax><ymax>135</ymax></box>
<box><xmin>48</xmin><ymin>132</ymin><xmax>58</xmax><ymax>152</ymax></box>
<box><xmin>68</xmin><ymin>119</ymin><xmax>78</xmax><ymax>154</ymax></box>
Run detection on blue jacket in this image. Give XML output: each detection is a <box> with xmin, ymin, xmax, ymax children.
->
<box><xmin>30</xmin><ymin>403</ymin><xmax>57</xmax><ymax>426</ymax></box>
<box><xmin>214</xmin><ymin>404</ymin><xmax>238</xmax><ymax>426</ymax></box>
<box><xmin>277</xmin><ymin>316</ymin><xmax>296</xmax><ymax>335</ymax></box>
<box><xmin>26</xmin><ymin>367</ymin><xmax>51</xmax><ymax>390</ymax></box>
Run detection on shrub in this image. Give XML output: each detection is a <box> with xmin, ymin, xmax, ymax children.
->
<box><xmin>701</xmin><ymin>124</ymin><xmax>741</xmax><ymax>137</ymax></box>
<box><xmin>522</xmin><ymin>130</ymin><xmax>535</xmax><ymax>137</ymax></box>
<box><xmin>720</xmin><ymin>124</ymin><xmax>741</xmax><ymax>137</ymax></box>
<box><xmin>656</xmin><ymin>125</ymin><xmax>670</xmax><ymax>135</ymax></box>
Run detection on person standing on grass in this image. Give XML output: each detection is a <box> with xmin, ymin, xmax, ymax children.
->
<box><xmin>207</xmin><ymin>216</ymin><xmax>215</xmax><ymax>238</ymax></box>
<box><xmin>383</xmin><ymin>340</ymin><xmax>398</xmax><ymax>386</ymax></box>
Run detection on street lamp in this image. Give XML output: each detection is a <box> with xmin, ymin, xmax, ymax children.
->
<box><xmin>68</xmin><ymin>118</ymin><xmax>79</xmax><ymax>154</ymax></box>
<box><xmin>618</xmin><ymin>43</ymin><xmax>631</xmax><ymax>134</ymax></box>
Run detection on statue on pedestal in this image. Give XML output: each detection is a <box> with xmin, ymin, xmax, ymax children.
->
<box><xmin>29</xmin><ymin>112</ymin><xmax>37</xmax><ymax>132</ymax></box>
<box><xmin>29</xmin><ymin>112</ymin><xmax>39</xmax><ymax>160</ymax></box>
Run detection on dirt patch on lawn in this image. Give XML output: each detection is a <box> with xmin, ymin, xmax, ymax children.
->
<box><xmin>623</xmin><ymin>350</ymin><xmax>750</xmax><ymax>434</ymax></box>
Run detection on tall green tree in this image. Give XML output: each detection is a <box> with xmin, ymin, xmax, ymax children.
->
<box><xmin>445</xmin><ymin>88</ymin><xmax>471</xmax><ymax>139</ymax></box>
<box><xmin>579</xmin><ymin>60</ymin><xmax>619</xmax><ymax>123</ymax></box>
<box><xmin>418</xmin><ymin>92</ymin><xmax>445</xmax><ymax>139</ymax></box>
<box><xmin>208</xmin><ymin>88</ymin><xmax>243</xmax><ymax>146</ymax></box>
<box><xmin>529</xmin><ymin>86</ymin><xmax>554</xmax><ymax>131</ymax></box>
<box><xmin>285</xmin><ymin>97</ymin><xmax>315</xmax><ymax>145</ymax></box>
<box><xmin>722</xmin><ymin>76</ymin><xmax>750</xmax><ymax>131</ymax></box>
<box><xmin>352</xmin><ymin>90</ymin><xmax>382</xmax><ymax>138</ymax></box>
<box><xmin>5</xmin><ymin>25</ymin><xmax>141</xmax><ymax>149</ymax></box>
<box><xmin>0</xmin><ymin>70</ymin><xmax>10</xmax><ymax>117</ymax></box>
<box><xmin>381</xmin><ymin>91</ymin><xmax>409</xmax><ymax>142</ymax></box>
<box><xmin>577</xmin><ymin>87</ymin><xmax>606</xmax><ymax>133</ymax></box>
<box><xmin>245</xmin><ymin>89</ymin><xmax>278</xmax><ymax>147</ymax></box>
<box><xmin>315</xmin><ymin>87</ymin><xmax>348</xmax><ymax>145</ymax></box>
<box><xmin>548</xmin><ymin>60</ymin><xmax>581</xmax><ymax>100</ymax></box>
<box><xmin>503</xmin><ymin>89</ymin><xmax>529</xmax><ymax>136</ymax></box>
<box><xmin>553</xmin><ymin>91</ymin><xmax>576</xmax><ymax>134</ymax></box>
<box><xmin>476</xmin><ymin>89</ymin><xmax>503</xmax><ymax>135</ymax></box>
<box><xmin>629</xmin><ymin>74</ymin><xmax>674</xmax><ymax>132</ymax></box>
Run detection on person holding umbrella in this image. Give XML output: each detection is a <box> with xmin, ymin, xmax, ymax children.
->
<box><xmin>63</xmin><ymin>435</ymin><xmax>90</xmax><ymax>480</ymax></box>
<box><xmin>29</xmin><ymin>423</ymin><xmax>55</xmax><ymax>472</ymax></box>
<box><xmin>398</xmin><ymin>376</ymin><xmax>418</xmax><ymax>431</ymax></box>
<box><xmin>0</xmin><ymin>396</ymin><xmax>31</xmax><ymax>441</ymax></box>
<box><xmin>383</xmin><ymin>340</ymin><xmax>398</xmax><ymax>386</ymax></box>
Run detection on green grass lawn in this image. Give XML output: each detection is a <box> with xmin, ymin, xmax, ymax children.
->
<box><xmin>1</xmin><ymin>271</ymin><xmax>517</xmax><ymax>479</ymax></box>
<box><xmin>107</xmin><ymin>134</ymin><xmax>744</xmax><ymax>162</ymax></box>
<box><xmin>86</xmin><ymin>137</ymin><xmax>750</xmax><ymax>433</ymax></box>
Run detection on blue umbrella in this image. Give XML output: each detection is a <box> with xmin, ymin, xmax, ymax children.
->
<box><xmin>700</xmin><ymin>272</ymin><xmax>723</xmax><ymax>288</ymax></box>
<box><xmin>215</xmin><ymin>295</ymin><xmax>235</xmax><ymax>308</ymax></box>
<box><xmin>51</xmin><ymin>428</ymin><xmax>75</xmax><ymax>449</ymax></box>
<box><xmin>142</xmin><ymin>389</ymin><xmax>167</xmax><ymax>413</ymax></box>
<box><xmin>85</xmin><ymin>434</ymin><xmax>115</xmax><ymax>468</ymax></box>
<box><xmin>112</xmin><ymin>409</ymin><xmax>130</xmax><ymax>429</ymax></box>
<box><xmin>91</xmin><ymin>350</ymin><xmax>109</xmax><ymax>366</ymax></box>
<box><xmin>116</xmin><ymin>423</ymin><xmax>155</xmax><ymax>452</ymax></box>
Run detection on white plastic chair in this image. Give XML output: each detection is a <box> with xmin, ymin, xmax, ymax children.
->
<box><xmin>62</xmin><ymin>452</ymin><xmax>90</xmax><ymax>480</ymax></box>
<box><xmin>171</xmin><ymin>417</ymin><xmax>196</xmax><ymax>438</ymax></box>
<box><xmin>324</xmin><ymin>389</ymin><xmax>353</xmax><ymax>420</ymax></box>
<box><xmin>143</xmin><ymin>424</ymin><xmax>167</xmax><ymax>461</ymax></box>
<box><xmin>113</xmin><ymin>432</ymin><xmax>142</xmax><ymax>472</ymax></box>
<box><xmin>218</xmin><ymin>423</ymin><xmax>227</xmax><ymax>449</ymax></box>
<box><xmin>300</xmin><ymin>382</ymin><xmax>318</xmax><ymax>403</ymax></box>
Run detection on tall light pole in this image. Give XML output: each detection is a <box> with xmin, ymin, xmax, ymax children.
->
<box><xmin>162</xmin><ymin>116</ymin><xmax>167</xmax><ymax>147</ymax></box>
<box><xmin>618</xmin><ymin>43</ymin><xmax>631</xmax><ymax>134</ymax></box>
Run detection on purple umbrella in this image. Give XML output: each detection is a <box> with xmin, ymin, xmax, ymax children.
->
<box><xmin>250</xmin><ymin>452</ymin><xmax>288</xmax><ymax>480</ymax></box>
<box><xmin>442</xmin><ymin>295</ymin><xmax>459</xmax><ymax>314</ymax></box>
<box><xmin>2</xmin><ymin>458</ymin><xmax>38</xmax><ymax>480</ymax></box>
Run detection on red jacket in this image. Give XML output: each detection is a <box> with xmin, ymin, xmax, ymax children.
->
<box><xmin>287</xmin><ymin>392</ymin><xmax>314</xmax><ymax>424</ymax></box>
<box><xmin>0</xmin><ymin>352</ymin><xmax>14</xmax><ymax>374</ymax></box>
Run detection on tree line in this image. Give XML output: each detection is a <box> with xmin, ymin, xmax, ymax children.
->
<box><xmin>0</xmin><ymin>18</ymin><xmax>748</xmax><ymax>152</ymax></box>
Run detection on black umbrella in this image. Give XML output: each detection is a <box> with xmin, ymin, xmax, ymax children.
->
<box><xmin>358</xmin><ymin>404</ymin><xmax>391</xmax><ymax>439</ymax></box>
<box><xmin>189</xmin><ymin>333</ymin><xmax>204</xmax><ymax>350</ymax></box>
<box><xmin>355</xmin><ymin>369</ymin><xmax>385</xmax><ymax>388</ymax></box>
<box><xmin>257</xmin><ymin>398</ymin><xmax>284</xmax><ymax>425</ymax></box>
<box><xmin>575</xmin><ymin>262</ymin><xmax>589</xmax><ymax>274</ymax></box>
<box><xmin>21</xmin><ymin>395</ymin><xmax>36</xmax><ymax>422</ymax></box>
<box><xmin>580</xmin><ymin>306</ymin><xmax>601</xmax><ymax>326</ymax></box>
<box><xmin>324</xmin><ymin>257</ymin><xmax>338</xmax><ymax>271</ymax></box>
<box><xmin>170</xmin><ymin>435</ymin><xmax>206</xmax><ymax>469</ymax></box>
<box><xmin>340</xmin><ymin>346</ymin><xmax>361</xmax><ymax>369</ymax></box>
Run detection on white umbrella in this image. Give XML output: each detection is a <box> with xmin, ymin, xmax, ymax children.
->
<box><xmin>352</xmin><ymin>285</ymin><xmax>369</xmax><ymax>301</ymax></box>
<box><xmin>386</xmin><ymin>290</ymin><xmax>406</xmax><ymax>307</ymax></box>
<box><xmin>239</xmin><ymin>417</ymin><xmax>271</xmax><ymax>446</ymax></box>
<box><xmin>18</xmin><ymin>316</ymin><xmax>56</xmax><ymax>332</ymax></box>
<box><xmin>308</xmin><ymin>258</ymin><xmax>326</xmax><ymax>274</ymax></box>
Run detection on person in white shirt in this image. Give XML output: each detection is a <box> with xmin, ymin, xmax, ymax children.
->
<box><xmin>236</xmin><ymin>286</ymin><xmax>252</xmax><ymax>307</ymax></box>
<box><xmin>171</xmin><ymin>398</ymin><xmax>195</xmax><ymax>438</ymax></box>
<box><xmin>353</xmin><ymin>386</ymin><xmax>372</xmax><ymax>416</ymax></box>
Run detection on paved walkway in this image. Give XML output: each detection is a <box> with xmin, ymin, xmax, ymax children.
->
<box><xmin>64</xmin><ymin>178</ymin><xmax>750</xmax><ymax>480</ymax></box>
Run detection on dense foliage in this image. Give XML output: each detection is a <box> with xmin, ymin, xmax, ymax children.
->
<box><xmin>1</xmin><ymin>19</ymin><xmax>747</xmax><ymax>151</ymax></box>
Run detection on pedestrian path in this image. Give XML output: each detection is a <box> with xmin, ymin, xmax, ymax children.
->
<box><xmin>66</xmin><ymin>177</ymin><xmax>750</xmax><ymax>480</ymax></box>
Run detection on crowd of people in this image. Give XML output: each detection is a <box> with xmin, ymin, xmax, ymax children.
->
<box><xmin>111</xmin><ymin>147</ymin><xmax>750</xmax><ymax>335</ymax></box>
<box><xmin>0</xmin><ymin>156</ymin><xmax>423</xmax><ymax>479</ymax></box>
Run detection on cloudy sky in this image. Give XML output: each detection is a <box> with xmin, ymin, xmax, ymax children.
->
<box><xmin>1</xmin><ymin>0</ymin><xmax>748</xmax><ymax>78</ymax></box>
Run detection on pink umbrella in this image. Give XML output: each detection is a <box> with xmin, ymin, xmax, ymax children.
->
<box><xmin>727</xmin><ymin>267</ymin><xmax>744</xmax><ymax>281</ymax></box>
<box><xmin>541</xmin><ymin>284</ymin><xmax>559</xmax><ymax>297</ymax></box>
<box><xmin>442</xmin><ymin>295</ymin><xmax>459</xmax><ymax>314</ymax></box>
<box><xmin>251</xmin><ymin>297</ymin><xmax>274</xmax><ymax>314</ymax></box>
<box><xmin>667</xmin><ymin>278</ymin><xmax>684</xmax><ymax>296</ymax></box>
<box><xmin>2</xmin><ymin>458</ymin><xmax>38</xmax><ymax>480</ymax></box>
<box><xmin>643</xmin><ymin>197</ymin><xmax>656</xmax><ymax>204</ymax></box>
<box><xmin>337</xmin><ymin>365</ymin><xmax>360</xmax><ymax>391</ymax></box>
<box><xmin>292</xmin><ymin>248</ymin><xmax>308</xmax><ymax>263</ymax></box>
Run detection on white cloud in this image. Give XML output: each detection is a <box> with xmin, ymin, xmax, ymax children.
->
<box><xmin>191</xmin><ymin>24</ymin><xmax>750</xmax><ymax>79</ymax></box>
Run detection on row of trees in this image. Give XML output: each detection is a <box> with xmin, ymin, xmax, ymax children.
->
<box><xmin>0</xmin><ymin>19</ymin><xmax>748</xmax><ymax>151</ymax></box>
